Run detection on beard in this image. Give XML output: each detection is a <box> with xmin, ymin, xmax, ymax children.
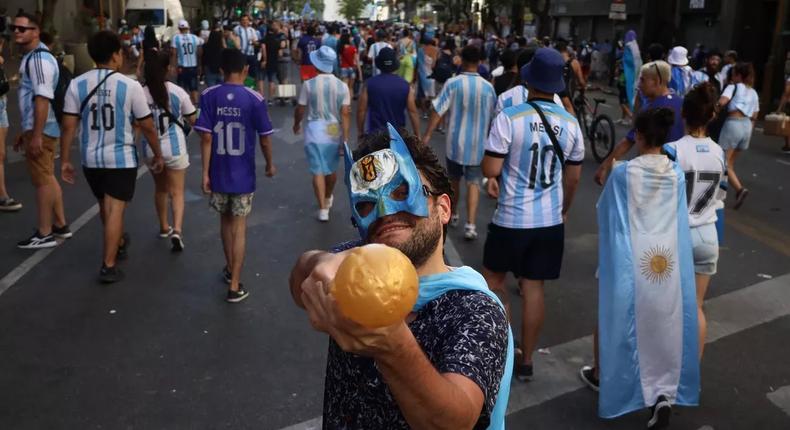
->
<box><xmin>368</xmin><ymin>210</ymin><xmax>442</xmax><ymax>268</ymax></box>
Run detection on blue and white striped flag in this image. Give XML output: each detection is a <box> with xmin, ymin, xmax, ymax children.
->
<box><xmin>623</xmin><ymin>30</ymin><xmax>641</xmax><ymax>111</ymax></box>
<box><xmin>301</xmin><ymin>1</ymin><xmax>312</xmax><ymax>17</ymax></box>
<box><xmin>596</xmin><ymin>155</ymin><xmax>700</xmax><ymax>419</ymax></box>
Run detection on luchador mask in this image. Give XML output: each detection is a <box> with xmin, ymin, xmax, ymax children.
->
<box><xmin>344</xmin><ymin>124</ymin><xmax>429</xmax><ymax>239</ymax></box>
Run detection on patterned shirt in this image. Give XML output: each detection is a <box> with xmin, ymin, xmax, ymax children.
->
<box><xmin>63</xmin><ymin>69</ymin><xmax>151</xmax><ymax>169</ymax></box>
<box><xmin>171</xmin><ymin>33</ymin><xmax>203</xmax><ymax>67</ymax></box>
<box><xmin>194</xmin><ymin>83</ymin><xmax>274</xmax><ymax>194</ymax></box>
<box><xmin>432</xmin><ymin>72</ymin><xmax>496</xmax><ymax>166</ymax></box>
<box><xmin>234</xmin><ymin>25</ymin><xmax>259</xmax><ymax>56</ymax></box>
<box><xmin>297</xmin><ymin>74</ymin><xmax>350</xmax><ymax>122</ymax></box>
<box><xmin>485</xmin><ymin>99</ymin><xmax>584</xmax><ymax>229</ymax></box>
<box><xmin>323</xmin><ymin>289</ymin><xmax>508</xmax><ymax>429</ymax></box>
<box><xmin>141</xmin><ymin>82</ymin><xmax>197</xmax><ymax>159</ymax></box>
<box><xmin>18</xmin><ymin>43</ymin><xmax>60</xmax><ymax>137</ymax></box>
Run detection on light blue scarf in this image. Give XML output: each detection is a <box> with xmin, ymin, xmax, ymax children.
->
<box><xmin>415</xmin><ymin>266</ymin><xmax>514</xmax><ymax>430</ymax></box>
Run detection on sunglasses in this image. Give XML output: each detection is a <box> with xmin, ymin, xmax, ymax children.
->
<box><xmin>10</xmin><ymin>25</ymin><xmax>37</xmax><ymax>33</ymax></box>
<box><xmin>653</xmin><ymin>63</ymin><xmax>662</xmax><ymax>85</ymax></box>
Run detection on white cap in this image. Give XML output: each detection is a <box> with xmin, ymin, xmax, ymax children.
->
<box><xmin>178</xmin><ymin>20</ymin><xmax>189</xmax><ymax>29</ymax></box>
<box><xmin>667</xmin><ymin>46</ymin><xmax>689</xmax><ymax>66</ymax></box>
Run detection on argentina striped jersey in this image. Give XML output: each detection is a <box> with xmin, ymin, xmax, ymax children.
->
<box><xmin>298</xmin><ymin>74</ymin><xmax>351</xmax><ymax>122</ymax></box>
<box><xmin>494</xmin><ymin>85</ymin><xmax>564</xmax><ymax>116</ymax></box>
<box><xmin>18</xmin><ymin>43</ymin><xmax>60</xmax><ymax>137</ymax></box>
<box><xmin>432</xmin><ymin>72</ymin><xmax>496</xmax><ymax>166</ymax></box>
<box><xmin>171</xmin><ymin>33</ymin><xmax>203</xmax><ymax>67</ymax></box>
<box><xmin>141</xmin><ymin>82</ymin><xmax>197</xmax><ymax>159</ymax></box>
<box><xmin>485</xmin><ymin>99</ymin><xmax>585</xmax><ymax>229</ymax></box>
<box><xmin>63</xmin><ymin>69</ymin><xmax>152</xmax><ymax>168</ymax></box>
<box><xmin>234</xmin><ymin>25</ymin><xmax>259</xmax><ymax>56</ymax></box>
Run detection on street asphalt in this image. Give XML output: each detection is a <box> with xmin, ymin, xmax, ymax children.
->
<box><xmin>0</xmin><ymin>68</ymin><xmax>788</xmax><ymax>429</ymax></box>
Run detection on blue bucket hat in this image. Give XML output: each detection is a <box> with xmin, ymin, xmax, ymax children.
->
<box><xmin>521</xmin><ymin>48</ymin><xmax>566</xmax><ymax>94</ymax></box>
<box><xmin>310</xmin><ymin>45</ymin><xmax>337</xmax><ymax>74</ymax></box>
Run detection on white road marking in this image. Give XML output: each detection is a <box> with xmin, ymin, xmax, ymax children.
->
<box><xmin>767</xmin><ymin>385</ymin><xmax>790</xmax><ymax>417</ymax></box>
<box><xmin>0</xmin><ymin>166</ymin><xmax>148</xmax><ymax>297</ymax></box>
<box><xmin>776</xmin><ymin>158</ymin><xmax>790</xmax><ymax>166</ymax></box>
<box><xmin>278</xmin><ymin>272</ymin><xmax>790</xmax><ymax>429</ymax></box>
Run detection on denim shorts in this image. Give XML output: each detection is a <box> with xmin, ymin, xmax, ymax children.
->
<box><xmin>446</xmin><ymin>158</ymin><xmax>482</xmax><ymax>185</ymax></box>
<box><xmin>718</xmin><ymin>117</ymin><xmax>753</xmax><ymax>151</ymax></box>
<box><xmin>340</xmin><ymin>67</ymin><xmax>355</xmax><ymax>79</ymax></box>
<box><xmin>0</xmin><ymin>96</ymin><xmax>8</xmax><ymax>129</ymax></box>
<box><xmin>690</xmin><ymin>223</ymin><xmax>719</xmax><ymax>275</ymax></box>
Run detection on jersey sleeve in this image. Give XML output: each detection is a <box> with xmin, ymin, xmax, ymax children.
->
<box><xmin>662</xmin><ymin>141</ymin><xmax>678</xmax><ymax>161</ymax></box>
<box><xmin>721</xmin><ymin>84</ymin><xmax>735</xmax><ymax>99</ymax></box>
<box><xmin>431</xmin><ymin>81</ymin><xmax>453</xmax><ymax>116</ymax></box>
<box><xmin>297</xmin><ymin>83</ymin><xmax>308</xmax><ymax>106</ymax></box>
<box><xmin>62</xmin><ymin>80</ymin><xmax>81</xmax><ymax>117</ymax></box>
<box><xmin>129</xmin><ymin>81</ymin><xmax>153</xmax><ymax>120</ymax></box>
<box><xmin>174</xmin><ymin>86</ymin><xmax>197</xmax><ymax>117</ymax></box>
<box><xmin>253</xmin><ymin>98</ymin><xmax>274</xmax><ymax>136</ymax></box>
<box><xmin>484</xmin><ymin>112</ymin><xmax>511</xmax><ymax>157</ymax></box>
<box><xmin>194</xmin><ymin>93</ymin><xmax>213</xmax><ymax>133</ymax></box>
<box><xmin>28</xmin><ymin>53</ymin><xmax>57</xmax><ymax>100</ymax></box>
<box><xmin>566</xmin><ymin>120</ymin><xmax>585</xmax><ymax>164</ymax></box>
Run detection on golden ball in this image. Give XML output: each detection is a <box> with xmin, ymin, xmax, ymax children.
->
<box><xmin>331</xmin><ymin>244</ymin><xmax>419</xmax><ymax>328</ymax></box>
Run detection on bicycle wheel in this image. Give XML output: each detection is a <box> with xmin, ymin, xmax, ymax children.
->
<box><xmin>590</xmin><ymin>114</ymin><xmax>616</xmax><ymax>163</ymax></box>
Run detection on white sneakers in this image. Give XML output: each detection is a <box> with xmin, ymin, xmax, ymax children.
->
<box><xmin>318</xmin><ymin>209</ymin><xmax>330</xmax><ymax>222</ymax></box>
<box><xmin>325</xmin><ymin>195</ymin><xmax>334</xmax><ymax>209</ymax></box>
<box><xmin>464</xmin><ymin>223</ymin><xmax>478</xmax><ymax>240</ymax></box>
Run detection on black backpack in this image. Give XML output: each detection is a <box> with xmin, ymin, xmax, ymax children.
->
<box><xmin>431</xmin><ymin>52</ymin><xmax>454</xmax><ymax>84</ymax></box>
<box><xmin>24</xmin><ymin>48</ymin><xmax>73</xmax><ymax>124</ymax></box>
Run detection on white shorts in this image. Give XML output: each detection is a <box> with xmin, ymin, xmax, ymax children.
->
<box><xmin>147</xmin><ymin>154</ymin><xmax>190</xmax><ymax>170</ymax></box>
<box><xmin>690</xmin><ymin>223</ymin><xmax>719</xmax><ymax>275</ymax></box>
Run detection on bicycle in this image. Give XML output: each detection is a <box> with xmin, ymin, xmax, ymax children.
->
<box><xmin>572</xmin><ymin>92</ymin><xmax>616</xmax><ymax>163</ymax></box>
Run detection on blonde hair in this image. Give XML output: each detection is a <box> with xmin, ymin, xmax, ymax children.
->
<box><xmin>640</xmin><ymin>60</ymin><xmax>671</xmax><ymax>85</ymax></box>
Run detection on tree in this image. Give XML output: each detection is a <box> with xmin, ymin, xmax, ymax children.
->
<box><xmin>339</xmin><ymin>0</ymin><xmax>366</xmax><ymax>20</ymax></box>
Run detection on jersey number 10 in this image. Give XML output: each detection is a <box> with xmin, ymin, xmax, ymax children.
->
<box><xmin>213</xmin><ymin>121</ymin><xmax>246</xmax><ymax>156</ymax></box>
<box><xmin>90</xmin><ymin>103</ymin><xmax>115</xmax><ymax>131</ymax></box>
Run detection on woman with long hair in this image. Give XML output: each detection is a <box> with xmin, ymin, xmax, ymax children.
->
<box><xmin>136</xmin><ymin>25</ymin><xmax>161</xmax><ymax>78</ymax></box>
<box><xmin>202</xmin><ymin>28</ymin><xmax>225</xmax><ymax>86</ymax></box>
<box><xmin>717</xmin><ymin>62</ymin><xmax>759</xmax><ymax>209</ymax></box>
<box><xmin>337</xmin><ymin>32</ymin><xmax>357</xmax><ymax>97</ymax></box>
<box><xmin>141</xmin><ymin>51</ymin><xmax>198</xmax><ymax>251</ymax></box>
<box><xmin>663</xmin><ymin>82</ymin><xmax>726</xmax><ymax>360</ymax></box>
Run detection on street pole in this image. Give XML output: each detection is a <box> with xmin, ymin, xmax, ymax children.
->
<box><xmin>760</xmin><ymin>0</ymin><xmax>788</xmax><ymax>112</ymax></box>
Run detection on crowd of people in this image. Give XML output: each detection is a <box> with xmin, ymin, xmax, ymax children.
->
<box><xmin>1</xmin><ymin>9</ymin><xmax>790</xmax><ymax>430</ymax></box>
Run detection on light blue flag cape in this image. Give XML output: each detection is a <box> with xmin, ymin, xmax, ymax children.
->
<box><xmin>596</xmin><ymin>155</ymin><xmax>699</xmax><ymax>419</ymax></box>
<box><xmin>301</xmin><ymin>1</ymin><xmax>312</xmax><ymax>17</ymax></box>
<box><xmin>415</xmin><ymin>266</ymin><xmax>514</xmax><ymax>430</ymax></box>
<box><xmin>623</xmin><ymin>31</ymin><xmax>642</xmax><ymax>111</ymax></box>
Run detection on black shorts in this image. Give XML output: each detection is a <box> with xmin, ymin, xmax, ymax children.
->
<box><xmin>83</xmin><ymin>167</ymin><xmax>137</xmax><ymax>202</ymax></box>
<box><xmin>246</xmin><ymin>55</ymin><xmax>261</xmax><ymax>79</ymax></box>
<box><xmin>177</xmin><ymin>67</ymin><xmax>199</xmax><ymax>92</ymax></box>
<box><xmin>483</xmin><ymin>223</ymin><xmax>565</xmax><ymax>280</ymax></box>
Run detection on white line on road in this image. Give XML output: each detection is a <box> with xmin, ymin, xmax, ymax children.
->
<box><xmin>279</xmin><ymin>272</ymin><xmax>790</xmax><ymax>429</ymax></box>
<box><xmin>776</xmin><ymin>158</ymin><xmax>790</xmax><ymax>166</ymax></box>
<box><xmin>0</xmin><ymin>166</ymin><xmax>149</xmax><ymax>297</ymax></box>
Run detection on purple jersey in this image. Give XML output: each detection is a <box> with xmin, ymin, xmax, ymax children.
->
<box><xmin>195</xmin><ymin>84</ymin><xmax>274</xmax><ymax>194</ymax></box>
<box><xmin>626</xmin><ymin>93</ymin><xmax>685</xmax><ymax>143</ymax></box>
<box><xmin>297</xmin><ymin>35</ymin><xmax>321</xmax><ymax>66</ymax></box>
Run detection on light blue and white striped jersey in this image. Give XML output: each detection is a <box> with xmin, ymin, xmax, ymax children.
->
<box><xmin>432</xmin><ymin>72</ymin><xmax>496</xmax><ymax>166</ymax></box>
<box><xmin>18</xmin><ymin>43</ymin><xmax>60</xmax><ymax>137</ymax></box>
<box><xmin>63</xmin><ymin>69</ymin><xmax>152</xmax><ymax>169</ymax></box>
<box><xmin>297</xmin><ymin>74</ymin><xmax>350</xmax><ymax>122</ymax></box>
<box><xmin>485</xmin><ymin>100</ymin><xmax>585</xmax><ymax>229</ymax></box>
<box><xmin>234</xmin><ymin>25</ymin><xmax>259</xmax><ymax>56</ymax></box>
<box><xmin>494</xmin><ymin>85</ymin><xmax>564</xmax><ymax>116</ymax></box>
<box><xmin>141</xmin><ymin>82</ymin><xmax>197</xmax><ymax>159</ymax></box>
<box><xmin>171</xmin><ymin>33</ymin><xmax>203</xmax><ymax>67</ymax></box>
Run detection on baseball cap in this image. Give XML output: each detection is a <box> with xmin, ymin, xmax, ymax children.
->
<box><xmin>178</xmin><ymin>20</ymin><xmax>189</xmax><ymax>29</ymax></box>
<box><xmin>374</xmin><ymin>47</ymin><xmax>400</xmax><ymax>73</ymax></box>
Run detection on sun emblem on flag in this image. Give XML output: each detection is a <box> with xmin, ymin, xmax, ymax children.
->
<box><xmin>326</xmin><ymin>123</ymin><xmax>340</xmax><ymax>137</ymax></box>
<box><xmin>640</xmin><ymin>245</ymin><xmax>674</xmax><ymax>284</ymax></box>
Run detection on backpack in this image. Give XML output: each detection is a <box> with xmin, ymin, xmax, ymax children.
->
<box><xmin>431</xmin><ymin>52</ymin><xmax>454</xmax><ymax>83</ymax></box>
<box><xmin>25</xmin><ymin>48</ymin><xmax>73</xmax><ymax>124</ymax></box>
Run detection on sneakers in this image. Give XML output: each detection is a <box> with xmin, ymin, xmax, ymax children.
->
<box><xmin>318</xmin><ymin>209</ymin><xmax>330</xmax><ymax>222</ymax></box>
<box><xmin>464</xmin><ymin>223</ymin><xmax>478</xmax><ymax>240</ymax></box>
<box><xmin>647</xmin><ymin>395</ymin><xmax>671</xmax><ymax>429</ymax></box>
<box><xmin>222</xmin><ymin>266</ymin><xmax>232</xmax><ymax>284</ymax></box>
<box><xmin>170</xmin><ymin>232</ymin><xmax>184</xmax><ymax>252</ymax></box>
<box><xmin>450</xmin><ymin>214</ymin><xmax>460</xmax><ymax>227</ymax></box>
<box><xmin>579</xmin><ymin>365</ymin><xmax>600</xmax><ymax>392</ymax></box>
<box><xmin>99</xmin><ymin>264</ymin><xmax>125</xmax><ymax>284</ymax></box>
<box><xmin>52</xmin><ymin>224</ymin><xmax>73</xmax><ymax>239</ymax></box>
<box><xmin>159</xmin><ymin>226</ymin><xmax>174</xmax><ymax>238</ymax></box>
<box><xmin>117</xmin><ymin>233</ymin><xmax>131</xmax><ymax>260</ymax></box>
<box><xmin>515</xmin><ymin>363</ymin><xmax>533</xmax><ymax>382</ymax></box>
<box><xmin>734</xmin><ymin>188</ymin><xmax>749</xmax><ymax>210</ymax></box>
<box><xmin>226</xmin><ymin>285</ymin><xmax>250</xmax><ymax>303</ymax></box>
<box><xmin>0</xmin><ymin>197</ymin><xmax>22</xmax><ymax>212</ymax></box>
<box><xmin>325</xmin><ymin>195</ymin><xmax>334</xmax><ymax>209</ymax></box>
<box><xmin>17</xmin><ymin>231</ymin><xmax>58</xmax><ymax>249</ymax></box>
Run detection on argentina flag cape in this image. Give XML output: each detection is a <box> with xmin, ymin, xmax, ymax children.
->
<box><xmin>623</xmin><ymin>31</ymin><xmax>642</xmax><ymax>111</ymax></box>
<box><xmin>597</xmin><ymin>155</ymin><xmax>699</xmax><ymax>418</ymax></box>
